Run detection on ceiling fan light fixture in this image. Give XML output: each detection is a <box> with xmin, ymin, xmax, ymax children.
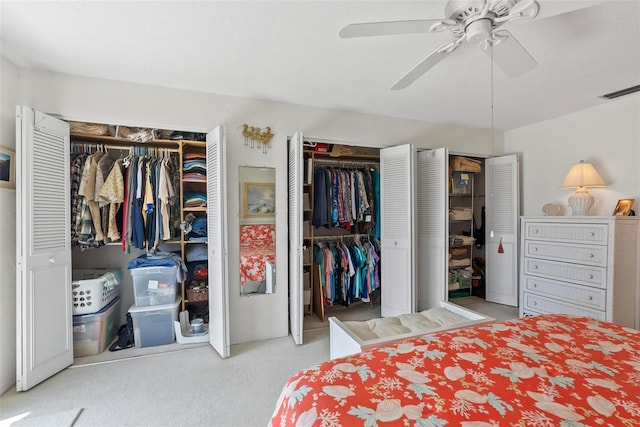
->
<box><xmin>465</xmin><ymin>18</ymin><xmax>493</xmax><ymax>43</ymax></box>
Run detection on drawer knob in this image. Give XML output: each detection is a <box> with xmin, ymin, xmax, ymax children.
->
<box><xmin>534</xmin><ymin>229</ymin><xmax>539</xmax><ymax>234</ymax></box>
<box><xmin>532</xmin><ymin>301</ymin><xmax>537</xmax><ymax>306</ymax></box>
<box><xmin>589</xmin><ymin>253</ymin><xmax>595</xmax><ymax>258</ymax></box>
<box><xmin>588</xmin><ymin>274</ymin><xmax>594</xmax><ymax>280</ymax></box>
<box><xmin>532</xmin><ymin>283</ymin><xmax>537</xmax><ymax>288</ymax></box>
<box><xmin>533</xmin><ymin>265</ymin><xmax>538</xmax><ymax>270</ymax></box>
<box><xmin>588</xmin><ymin>296</ymin><xmax>593</xmax><ymax>301</ymax></box>
<box><xmin>590</xmin><ymin>232</ymin><xmax>595</xmax><ymax>237</ymax></box>
<box><xmin>534</xmin><ymin>247</ymin><xmax>538</xmax><ymax>252</ymax></box>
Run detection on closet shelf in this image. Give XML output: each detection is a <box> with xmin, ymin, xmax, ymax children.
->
<box><xmin>450</xmin><ymin>243</ymin><xmax>472</xmax><ymax>248</ymax></box>
<box><xmin>305</xmin><ymin>150</ymin><xmax>379</xmax><ymax>161</ymax></box>
<box><xmin>184</xmin><ymin>207</ymin><xmax>207</xmax><ymax>212</ymax></box>
<box><xmin>181</xmin><ymin>141</ymin><xmax>206</xmax><ymax>148</ymax></box>
<box><xmin>70</xmin><ymin>133</ymin><xmax>182</xmax><ymax>148</ymax></box>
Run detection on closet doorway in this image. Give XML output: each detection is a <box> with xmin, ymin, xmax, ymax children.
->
<box><xmin>16</xmin><ymin>107</ymin><xmax>229</xmax><ymax>390</ymax></box>
<box><xmin>288</xmin><ymin>135</ymin><xmax>383</xmax><ymax>342</ymax></box>
<box><xmin>289</xmin><ymin>138</ymin><xmax>519</xmax><ymax>345</ymax></box>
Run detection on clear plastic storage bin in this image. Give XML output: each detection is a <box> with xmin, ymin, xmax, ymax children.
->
<box><xmin>73</xmin><ymin>297</ymin><xmax>121</xmax><ymax>357</ymax></box>
<box><xmin>128</xmin><ymin>298</ymin><xmax>181</xmax><ymax>348</ymax></box>
<box><xmin>72</xmin><ymin>269</ymin><xmax>122</xmax><ymax>315</ymax></box>
<box><xmin>130</xmin><ymin>265</ymin><xmax>178</xmax><ymax>307</ymax></box>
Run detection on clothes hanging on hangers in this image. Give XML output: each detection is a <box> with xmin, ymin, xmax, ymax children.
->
<box><xmin>313</xmin><ymin>237</ymin><xmax>380</xmax><ymax>307</ymax></box>
<box><xmin>311</xmin><ymin>165</ymin><xmax>378</xmax><ymax>235</ymax></box>
<box><xmin>70</xmin><ymin>143</ymin><xmax>179</xmax><ymax>252</ymax></box>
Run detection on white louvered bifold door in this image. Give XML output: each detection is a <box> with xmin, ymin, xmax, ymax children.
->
<box><xmin>416</xmin><ymin>148</ymin><xmax>448</xmax><ymax>310</ymax></box>
<box><xmin>207</xmin><ymin>126</ymin><xmax>230</xmax><ymax>358</ymax></box>
<box><xmin>380</xmin><ymin>144</ymin><xmax>416</xmax><ymax>317</ymax></box>
<box><xmin>288</xmin><ymin>133</ymin><xmax>303</xmax><ymax>345</ymax></box>
<box><xmin>16</xmin><ymin>106</ymin><xmax>72</xmax><ymax>391</ymax></box>
<box><xmin>485</xmin><ymin>154</ymin><xmax>519</xmax><ymax>306</ymax></box>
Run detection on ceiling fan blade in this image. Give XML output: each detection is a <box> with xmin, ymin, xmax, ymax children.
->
<box><xmin>482</xmin><ymin>30</ymin><xmax>536</xmax><ymax>77</ymax></box>
<box><xmin>390</xmin><ymin>39</ymin><xmax>462</xmax><ymax>90</ymax></box>
<box><xmin>339</xmin><ymin>19</ymin><xmax>444</xmax><ymax>38</ymax></box>
<box><xmin>533</xmin><ymin>0</ymin><xmax>602</xmax><ymax>21</ymax></box>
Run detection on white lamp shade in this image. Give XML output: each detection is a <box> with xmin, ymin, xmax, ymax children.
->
<box><xmin>560</xmin><ymin>160</ymin><xmax>605</xmax><ymax>216</ymax></box>
<box><xmin>560</xmin><ymin>160</ymin><xmax>605</xmax><ymax>189</ymax></box>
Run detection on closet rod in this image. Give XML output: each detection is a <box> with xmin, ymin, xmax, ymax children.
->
<box><xmin>71</xmin><ymin>142</ymin><xmax>179</xmax><ymax>153</ymax></box>
<box><xmin>313</xmin><ymin>158</ymin><xmax>379</xmax><ymax>169</ymax></box>
<box><xmin>312</xmin><ymin>233</ymin><xmax>373</xmax><ymax>242</ymax></box>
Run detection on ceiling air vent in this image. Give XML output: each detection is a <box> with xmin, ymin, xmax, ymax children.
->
<box><xmin>599</xmin><ymin>84</ymin><xmax>640</xmax><ymax>100</ymax></box>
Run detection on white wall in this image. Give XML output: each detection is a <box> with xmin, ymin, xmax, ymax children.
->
<box><xmin>505</xmin><ymin>95</ymin><xmax>640</xmax><ymax>217</ymax></box>
<box><xmin>0</xmin><ymin>56</ymin><xmax>19</xmax><ymax>394</ymax></box>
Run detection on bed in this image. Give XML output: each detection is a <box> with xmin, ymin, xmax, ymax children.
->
<box><xmin>270</xmin><ymin>314</ymin><xmax>640</xmax><ymax>426</ymax></box>
<box><xmin>329</xmin><ymin>301</ymin><xmax>494</xmax><ymax>359</ymax></box>
<box><xmin>239</xmin><ymin>224</ymin><xmax>275</xmax><ymax>291</ymax></box>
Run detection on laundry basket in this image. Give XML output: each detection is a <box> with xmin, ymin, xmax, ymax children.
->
<box><xmin>72</xmin><ymin>269</ymin><xmax>122</xmax><ymax>315</ymax></box>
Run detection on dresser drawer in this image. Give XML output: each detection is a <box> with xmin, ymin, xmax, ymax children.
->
<box><xmin>524</xmin><ymin>222</ymin><xmax>608</xmax><ymax>245</ymax></box>
<box><xmin>524</xmin><ymin>240</ymin><xmax>607</xmax><ymax>267</ymax></box>
<box><xmin>523</xmin><ymin>258</ymin><xmax>606</xmax><ymax>289</ymax></box>
<box><xmin>522</xmin><ymin>276</ymin><xmax>606</xmax><ymax>310</ymax></box>
<box><xmin>522</xmin><ymin>292</ymin><xmax>606</xmax><ymax>320</ymax></box>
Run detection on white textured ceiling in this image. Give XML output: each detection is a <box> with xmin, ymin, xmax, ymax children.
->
<box><xmin>1</xmin><ymin>0</ymin><xmax>638</xmax><ymax>131</ymax></box>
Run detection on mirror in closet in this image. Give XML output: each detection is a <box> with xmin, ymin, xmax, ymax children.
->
<box><xmin>238</xmin><ymin>166</ymin><xmax>276</xmax><ymax>295</ymax></box>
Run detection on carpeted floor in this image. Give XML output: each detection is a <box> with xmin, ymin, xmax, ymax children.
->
<box><xmin>6</xmin><ymin>409</ymin><xmax>83</xmax><ymax>427</ymax></box>
<box><xmin>1</xmin><ymin>329</ymin><xmax>330</xmax><ymax>426</ymax></box>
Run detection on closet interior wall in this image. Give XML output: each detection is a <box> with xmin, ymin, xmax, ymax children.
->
<box><xmin>302</xmin><ymin>143</ymin><xmax>381</xmax><ymax>324</ymax></box>
<box><xmin>69</xmin><ymin>129</ymin><xmax>209</xmax><ymax>354</ymax></box>
<box><xmin>448</xmin><ymin>154</ymin><xmax>487</xmax><ymax>300</ymax></box>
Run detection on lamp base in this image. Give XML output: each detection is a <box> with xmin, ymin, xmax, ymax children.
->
<box><xmin>568</xmin><ymin>188</ymin><xmax>595</xmax><ymax>216</ymax></box>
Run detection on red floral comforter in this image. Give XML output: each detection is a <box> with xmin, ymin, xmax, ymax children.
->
<box><xmin>270</xmin><ymin>314</ymin><xmax>640</xmax><ymax>426</ymax></box>
<box><xmin>239</xmin><ymin>224</ymin><xmax>275</xmax><ymax>285</ymax></box>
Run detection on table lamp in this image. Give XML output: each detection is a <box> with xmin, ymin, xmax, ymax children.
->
<box><xmin>559</xmin><ymin>160</ymin><xmax>605</xmax><ymax>216</ymax></box>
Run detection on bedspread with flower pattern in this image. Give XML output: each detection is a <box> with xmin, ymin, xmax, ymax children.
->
<box><xmin>270</xmin><ymin>314</ymin><xmax>640</xmax><ymax>426</ymax></box>
<box><xmin>240</xmin><ymin>224</ymin><xmax>275</xmax><ymax>285</ymax></box>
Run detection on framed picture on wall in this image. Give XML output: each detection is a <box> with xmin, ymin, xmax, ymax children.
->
<box><xmin>243</xmin><ymin>182</ymin><xmax>275</xmax><ymax>218</ymax></box>
<box><xmin>0</xmin><ymin>145</ymin><xmax>15</xmax><ymax>189</ymax></box>
<box><xmin>612</xmin><ymin>199</ymin><xmax>635</xmax><ymax>216</ymax></box>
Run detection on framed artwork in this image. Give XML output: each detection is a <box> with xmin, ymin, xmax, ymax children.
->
<box><xmin>612</xmin><ymin>199</ymin><xmax>635</xmax><ymax>216</ymax></box>
<box><xmin>0</xmin><ymin>145</ymin><xmax>15</xmax><ymax>189</ymax></box>
<box><xmin>242</xmin><ymin>182</ymin><xmax>275</xmax><ymax>218</ymax></box>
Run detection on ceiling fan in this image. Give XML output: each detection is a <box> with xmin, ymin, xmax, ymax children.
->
<box><xmin>339</xmin><ymin>0</ymin><xmax>543</xmax><ymax>90</ymax></box>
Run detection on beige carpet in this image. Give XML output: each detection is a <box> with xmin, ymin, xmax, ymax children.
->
<box><xmin>4</xmin><ymin>409</ymin><xmax>83</xmax><ymax>427</ymax></box>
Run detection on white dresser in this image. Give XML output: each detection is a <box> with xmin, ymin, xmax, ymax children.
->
<box><xmin>520</xmin><ymin>216</ymin><xmax>640</xmax><ymax>329</ymax></box>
